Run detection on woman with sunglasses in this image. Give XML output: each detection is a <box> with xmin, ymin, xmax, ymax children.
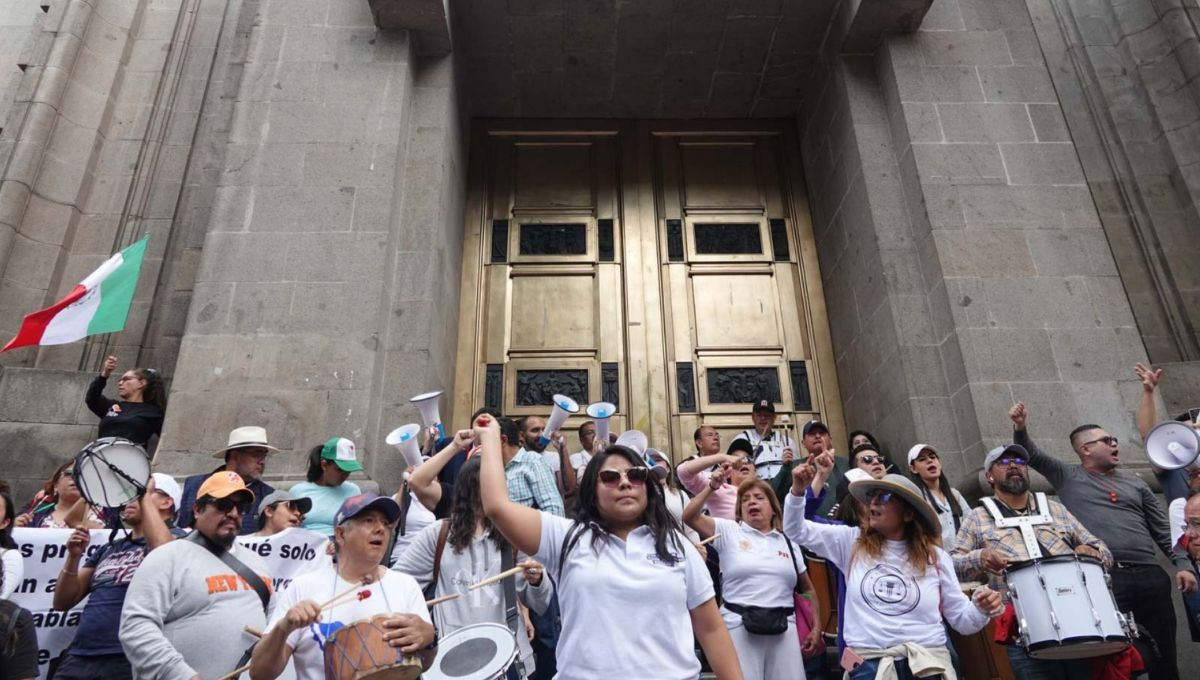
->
<box><xmin>475</xmin><ymin>416</ymin><xmax>742</xmax><ymax>679</ymax></box>
<box><xmin>85</xmin><ymin>355</ymin><xmax>167</xmax><ymax>449</ymax></box>
<box><xmin>906</xmin><ymin>445</ymin><xmax>971</xmax><ymax>550</ymax></box>
<box><xmin>15</xmin><ymin>462</ymin><xmax>103</xmax><ymax>529</ymax></box>
<box><xmin>683</xmin><ymin>470</ymin><xmax>821</xmax><ymax>679</ymax></box>
<box><xmin>253</xmin><ymin>490</ymin><xmax>313</xmax><ymax>537</ymax></box>
<box><xmin>784</xmin><ymin>466</ymin><xmax>1002</xmax><ymax>679</ymax></box>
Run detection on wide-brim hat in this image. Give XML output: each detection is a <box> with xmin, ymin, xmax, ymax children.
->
<box><xmin>849</xmin><ymin>473</ymin><xmax>941</xmax><ymax>535</ymax></box>
<box><xmin>212</xmin><ymin>425</ymin><xmax>279</xmax><ymax>459</ymax></box>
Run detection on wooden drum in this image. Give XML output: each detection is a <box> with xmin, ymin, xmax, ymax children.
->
<box><xmin>324</xmin><ymin>615</ymin><xmax>425</xmax><ymax>680</ymax></box>
<box><xmin>803</xmin><ymin>555</ymin><xmax>840</xmax><ymax>638</ymax></box>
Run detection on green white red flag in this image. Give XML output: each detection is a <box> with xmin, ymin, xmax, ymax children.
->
<box><xmin>2</xmin><ymin>235</ymin><xmax>149</xmax><ymax>352</ymax></box>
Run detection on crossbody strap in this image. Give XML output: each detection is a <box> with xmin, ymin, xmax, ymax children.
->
<box><xmin>186</xmin><ymin>531</ymin><xmax>270</xmax><ymax>613</ymax></box>
<box><xmin>431</xmin><ymin>519</ymin><xmax>450</xmax><ymax>587</ymax></box>
<box><xmin>783</xmin><ymin>534</ymin><xmax>802</xmax><ymax>593</ymax></box>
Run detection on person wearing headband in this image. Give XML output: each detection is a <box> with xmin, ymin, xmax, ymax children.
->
<box><xmin>476</xmin><ymin>416</ymin><xmax>742</xmax><ymax>680</ymax></box>
<box><xmin>290</xmin><ymin>437</ymin><xmax>364</xmax><ymax>535</ymax></box>
<box><xmin>85</xmin><ymin>355</ymin><xmax>166</xmax><ymax>449</ymax></box>
<box><xmin>785</xmin><ymin>467</ymin><xmax>1002</xmax><ymax>678</ymax></box>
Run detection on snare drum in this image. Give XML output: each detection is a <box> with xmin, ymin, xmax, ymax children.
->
<box><xmin>73</xmin><ymin>437</ymin><xmax>150</xmax><ymax>508</ymax></box>
<box><xmin>1005</xmin><ymin>554</ymin><xmax>1130</xmax><ymax>660</ymax></box>
<box><xmin>324</xmin><ymin>616</ymin><xmax>425</xmax><ymax>680</ymax></box>
<box><xmin>423</xmin><ymin>623</ymin><xmax>518</xmax><ymax>680</ymax></box>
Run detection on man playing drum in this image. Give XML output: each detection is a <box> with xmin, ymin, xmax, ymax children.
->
<box><xmin>952</xmin><ymin>444</ymin><xmax>1111</xmax><ymax>678</ymax></box>
<box><xmin>1010</xmin><ymin>402</ymin><xmax>1196</xmax><ymax>680</ymax></box>
<box><xmin>250</xmin><ymin>493</ymin><xmax>435</xmax><ymax>680</ymax></box>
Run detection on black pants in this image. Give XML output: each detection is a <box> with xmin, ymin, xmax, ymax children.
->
<box><xmin>1110</xmin><ymin>563</ymin><xmax>1178</xmax><ymax>680</ymax></box>
<box><xmin>53</xmin><ymin>653</ymin><xmax>133</xmax><ymax>680</ymax></box>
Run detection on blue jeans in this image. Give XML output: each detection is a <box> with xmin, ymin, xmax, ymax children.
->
<box><xmin>1004</xmin><ymin>644</ymin><xmax>1092</xmax><ymax>680</ymax></box>
<box><xmin>848</xmin><ymin>659</ymin><xmax>924</xmax><ymax>680</ymax></box>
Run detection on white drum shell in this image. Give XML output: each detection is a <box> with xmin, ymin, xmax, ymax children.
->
<box><xmin>1006</xmin><ymin>556</ymin><xmax>1128</xmax><ymax>660</ymax></box>
<box><xmin>423</xmin><ymin>623</ymin><xmax>518</xmax><ymax>680</ymax></box>
<box><xmin>73</xmin><ymin>437</ymin><xmax>150</xmax><ymax>508</ymax></box>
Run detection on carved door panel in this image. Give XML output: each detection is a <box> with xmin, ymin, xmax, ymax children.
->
<box><xmin>452</xmin><ymin>122</ymin><xmax>843</xmax><ymax>458</ymax></box>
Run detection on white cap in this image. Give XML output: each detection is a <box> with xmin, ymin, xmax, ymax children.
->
<box><xmin>151</xmin><ymin>472</ymin><xmax>182</xmax><ymax>510</ymax></box>
<box><xmin>906</xmin><ymin>444</ymin><xmax>936</xmax><ymax>466</ymax></box>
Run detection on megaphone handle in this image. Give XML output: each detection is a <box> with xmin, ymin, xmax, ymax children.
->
<box><xmin>436</xmin><ymin>423</ymin><xmax>445</xmax><ymax>439</ymax></box>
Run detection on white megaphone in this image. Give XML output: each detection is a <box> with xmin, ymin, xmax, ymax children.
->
<box><xmin>615</xmin><ymin>430</ymin><xmax>648</xmax><ymax>457</ymax></box>
<box><xmin>586</xmin><ymin>401</ymin><xmax>616</xmax><ymax>446</ymax></box>
<box><xmin>1145</xmin><ymin>421</ymin><xmax>1200</xmax><ymax>472</ymax></box>
<box><xmin>538</xmin><ymin>394</ymin><xmax>580</xmax><ymax>447</ymax></box>
<box><xmin>386</xmin><ymin>423</ymin><xmax>424</xmax><ymax>469</ymax></box>
<box><xmin>410</xmin><ymin>390</ymin><xmax>444</xmax><ymax>438</ymax></box>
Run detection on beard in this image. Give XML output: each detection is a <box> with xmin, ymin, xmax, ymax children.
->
<box><xmin>998</xmin><ymin>474</ymin><xmax>1029</xmax><ymax>495</ymax></box>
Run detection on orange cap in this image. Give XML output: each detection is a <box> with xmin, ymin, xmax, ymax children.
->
<box><xmin>196</xmin><ymin>470</ymin><xmax>255</xmax><ymax>504</ymax></box>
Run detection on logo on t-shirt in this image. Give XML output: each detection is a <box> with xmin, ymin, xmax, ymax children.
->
<box><xmin>860</xmin><ymin>564</ymin><xmax>920</xmax><ymax>616</ymax></box>
<box><xmin>107</xmin><ymin>404</ymin><xmax>122</xmax><ymax>417</ymax></box>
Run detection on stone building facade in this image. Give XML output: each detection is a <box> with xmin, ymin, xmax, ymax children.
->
<box><xmin>1</xmin><ymin>0</ymin><xmax>1198</xmax><ymax>514</ymax></box>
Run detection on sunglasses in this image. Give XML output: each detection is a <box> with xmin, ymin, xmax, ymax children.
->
<box><xmin>204</xmin><ymin>496</ymin><xmax>252</xmax><ymax>515</ymax></box>
<box><xmin>598</xmin><ymin>468</ymin><xmax>650</xmax><ymax>486</ymax></box>
<box><xmin>1083</xmin><ymin>435</ymin><xmax>1119</xmax><ymax>447</ymax></box>
<box><xmin>857</xmin><ymin>455</ymin><xmax>885</xmax><ymax>466</ymax></box>
<box><xmin>865</xmin><ymin>489</ymin><xmax>895</xmax><ymax>504</ymax></box>
<box><xmin>996</xmin><ymin>456</ymin><xmax>1027</xmax><ymax>467</ymax></box>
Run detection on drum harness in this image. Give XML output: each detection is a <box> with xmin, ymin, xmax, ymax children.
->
<box><xmin>186</xmin><ymin>531</ymin><xmax>271</xmax><ymax>678</ymax></box>
<box><xmin>979</xmin><ymin>493</ymin><xmax>1054</xmax><ymax>560</ymax></box>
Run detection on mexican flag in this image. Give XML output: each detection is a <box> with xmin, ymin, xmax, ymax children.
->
<box><xmin>2</xmin><ymin>235</ymin><xmax>149</xmax><ymax>352</ymax></box>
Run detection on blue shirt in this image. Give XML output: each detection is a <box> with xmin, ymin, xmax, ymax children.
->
<box><xmin>290</xmin><ymin>481</ymin><xmax>362</xmax><ymax>536</ymax></box>
<box><xmin>178</xmin><ymin>467</ymin><xmax>274</xmax><ymax>535</ymax></box>
<box><xmin>72</xmin><ymin>527</ymin><xmax>187</xmax><ymax>656</ymax></box>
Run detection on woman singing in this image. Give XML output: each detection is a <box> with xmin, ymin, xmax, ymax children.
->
<box><xmin>784</xmin><ymin>466</ymin><xmax>1002</xmax><ymax>679</ymax></box>
<box><xmin>475</xmin><ymin>415</ymin><xmax>742</xmax><ymax>680</ymax></box>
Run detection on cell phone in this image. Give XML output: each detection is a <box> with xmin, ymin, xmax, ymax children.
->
<box><xmin>840</xmin><ymin>648</ymin><xmax>865</xmax><ymax>671</ymax></box>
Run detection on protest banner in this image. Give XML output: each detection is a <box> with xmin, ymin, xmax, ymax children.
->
<box><xmin>235</xmin><ymin>526</ymin><xmax>332</xmax><ymax>593</ymax></box>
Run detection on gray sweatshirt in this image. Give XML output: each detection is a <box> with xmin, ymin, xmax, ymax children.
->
<box><xmin>119</xmin><ymin>537</ymin><xmax>272</xmax><ymax>680</ymax></box>
<box><xmin>1016</xmin><ymin>428</ymin><xmax>1189</xmax><ymax>570</ymax></box>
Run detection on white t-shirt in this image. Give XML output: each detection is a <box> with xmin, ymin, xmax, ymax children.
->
<box><xmin>782</xmin><ymin>492</ymin><xmax>988</xmax><ymax>650</ymax></box>
<box><xmin>662</xmin><ymin>487</ymin><xmax>700</xmax><ymax>542</ymax></box>
<box><xmin>569</xmin><ymin>450</ymin><xmax>593</xmax><ymax>476</ymax></box>
<box><xmin>1170</xmin><ymin>496</ymin><xmax>1186</xmax><ymax>548</ymax></box>
<box><xmin>536</xmin><ymin>514</ymin><xmax>714</xmax><ymax>680</ymax></box>
<box><xmin>538</xmin><ymin>449</ymin><xmax>561</xmax><ymax>473</ymax></box>
<box><xmin>711</xmin><ymin>518</ymin><xmax>805</xmax><ymax>627</ymax></box>
<box><xmin>732</xmin><ymin>429</ymin><xmax>796</xmax><ymax>481</ymax></box>
<box><xmin>390</xmin><ymin>491</ymin><xmax>437</xmax><ymax>563</ymax></box>
<box><xmin>267</xmin><ymin>567</ymin><xmax>430</xmax><ymax>680</ymax></box>
<box><xmin>0</xmin><ymin>547</ymin><xmax>22</xmax><ymax>599</ymax></box>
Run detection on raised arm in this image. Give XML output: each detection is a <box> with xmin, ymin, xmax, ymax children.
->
<box><xmin>681</xmin><ymin>472</ymin><xmax>721</xmax><ymax>539</ymax></box>
<box><xmin>409</xmin><ymin>430</ymin><xmax>473</xmax><ymax>511</ymax></box>
<box><xmin>782</xmin><ymin>464</ymin><xmax>857</xmax><ymax>568</ymax></box>
<box><xmin>477</xmin><ymin>416</ymin><xmax>543</xmax><ymax>556</ymax></box>
<box><xmin>551</xmin><ymin>432</ymin><xmax>577</xmax><ymax>498</ymax></box>
<box><xmin>1009</xmin><ymin>402</ymin><xmax>1067</xmax><ymax>488</ymax></box>
<box><xmin>1135</xmin><ymin>363</ymin><xmax>1163</xmax><ymax>441</ymax></box>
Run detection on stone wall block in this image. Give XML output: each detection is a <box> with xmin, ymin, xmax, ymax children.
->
<box><xmin>911</xmin><ymin>142</ymin><xmax>1007</xmax><ymax>184</ymax></box>
<box><xmin>999</xmin><ymin>142</ymin><xmax>1086</xmax><ymax>185</ymax></box>
<box><xmin>249</xmin><ymin>185</ymin><xmax>357</xmax><ymax>232</ymax></box>
<box><xmin>916</xmin><ymin>30</ymin><xmax>1012</xmax><ymax>66</ymax></box>
<box><xmin>0</xmin><ymin>367</ymin><xmax>92</xmax><ymax>423</ymax></box>
<box><xmin>938</xmin><ymin>102</ymin><xmax>1035</xmax><ymax>142</ymax></box>
<box><xmin>978</xmin><ymin>65</ymin><xmax>1058</xmax><ymax>103</ymax></box>
<box><xmin>958</xmin><ymin>327</ymin><xmax>1060</xmax><ymax>382</ymax></box>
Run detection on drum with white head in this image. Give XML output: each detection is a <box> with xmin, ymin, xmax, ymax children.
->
<box><xmin>73</xmin><ymin>437</ymin><xmax>150</xmax><ymax>508</ymax></box>
<box><xmin>423</xmin><ymin>623</ymin><xmax>518</xmax><ymax>680</ymax></box>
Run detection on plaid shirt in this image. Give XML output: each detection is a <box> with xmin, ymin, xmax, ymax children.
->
<box><xmin>952</xmin><ymin>494</ymin><xmax>1112</xmax><ymax>591</ymax></box>
<box><xmin>507</xmin><ymin>448</ymin><xmax>565</xmax><ymax>516</ymax></box>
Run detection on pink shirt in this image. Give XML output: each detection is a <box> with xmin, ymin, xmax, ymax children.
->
<box><xmin>677</xmin><ymin>465</ymin><xmax>738</xmax><ymax>520</ymax></box>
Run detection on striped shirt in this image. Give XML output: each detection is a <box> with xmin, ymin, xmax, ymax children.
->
<box><xmin>508</xmin><ymin>448</ymin><xmax>564</xmax><ymax>516</ymax></box>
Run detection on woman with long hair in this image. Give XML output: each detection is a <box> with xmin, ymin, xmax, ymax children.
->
<box><xmin>906</xmin><ymin>444</ymin><xmax>970</xmax><ymax>550</ymax></box>
<box><xmin>0</xmin><ymin>492</ymin><xmax>22</xmax><ymax>599</ymax></box>
<box><xmin>784</xmin><ymin>466</ymin><xmax>1002</xmax><ymax>679</ymax></box>
<box><xmin>683</xmin><ymin>473</ymin><xmax>821</xmax><ymax>680</ymax></box>
<box><xmin>85</xmin><ymin>355</ymin><xmax>167</xmax><ymax>448</ymax></box>
<box><xmin>647</xmin><ymin>448</ymin><xmax>699</xmax><ymax>542</ymax></box>
<box><xmin>15</xmin><ymin>462</ymin><xmax>102</xmax><ymax>529</ymax></box>
<box><xmin>394</xmin><ymin>456</ymin><xmax>551</xmax><ymax>677</ymax></box>
<box><xmin>289</xmin><ymin>438</ymin><xmax>363</xmax><ymax>535</ymax></box>
<box><xmin>475</xmin><ymin>416</ymin><xmax>742</xmax><ymax>679</ymax></box>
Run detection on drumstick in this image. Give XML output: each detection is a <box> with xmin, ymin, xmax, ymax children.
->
<box><xmin>318</xmin><ymin>579</ymin><xmax>367</xmax><ymax>611</ymax></box>
<box><xmin>425</xmin><ymin>593</ymin><xmax>461</xmax><ymax>608</ymax></box>
<box><xmin>468</xmin><ymin>566</ymin><xmax>525</xmax><ymax>591</ymax></box>
<box><xmin>64</xmin><ymin>499</ymin><xmax>89</xmax><ymax>529</ymax></box>
<box><xmin>244</xmin><ymin>625</ymin><xmax>262</xmax><ymax>638</ymax></box>
<box><xmin>697</xmin><ymin>533</ymin><xmax>721</xmax><ymax>546</ymax></box>
<box><xmin>217</xmin><ymin>664</ymin><xmax>250</xmax><ymax>680</ymax></box>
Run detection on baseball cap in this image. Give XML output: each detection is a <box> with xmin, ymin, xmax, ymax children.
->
<box><xmin>906</xmin><ymin>444</ymin><xmax>937</xmax><ymax>466</ymax></box>
<box><xmin>726</xmin><ymin>438</ymin><xmax>755</xmax><ymax>459</ymax></box>
<box><xmin>151</xmin><ymin>473</ymin><xmax>182</xmax><ymax>509</ymax></box>
<box><xmin>195</xmin><ymin>470</ymin><xmax>255</xmax><ymax>504</ymax></box>
<box><xmin>321</xmin><ymin>437</ymin><xmax>364</xmax><ymax>473</ymax></box>
<box><xmin>334</xmin><ymin>492</ymin><xmax>401</xmax><ymax>526</ymax></box>
<box><xmin>802</xmin><ymin>420</ymin><xmax>829</xmax><ymax>436</ymax></box>
<box><xmin>752</xmin><ymin>399</ymin><xmax>776</xmax><ymax>414</ymax></box>
<box><xmin>984</xmin><ymin>444</ymin><xmax>1030</xmax><ymax>470</ymax></box>
<box><xmin>257</xmin><ymin>490</ymin><xmax>313</xmax><ymax>518</ymax></box>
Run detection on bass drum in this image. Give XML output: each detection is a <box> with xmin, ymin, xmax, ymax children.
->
<box><xmin>73</xmin><ymin>437</ymin><xmax>150</xmax><ymax>508</ymax></box>
<box><xmin>423</xmin><ymin>623</ymin><xmax>518</xmax><ymax>680</ymax></box>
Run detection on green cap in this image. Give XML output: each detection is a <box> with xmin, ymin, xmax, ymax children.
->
<box><xmin>321</xmin><ymin>437</ymin><xmax>363</xmax><ymax>473</ymax></box>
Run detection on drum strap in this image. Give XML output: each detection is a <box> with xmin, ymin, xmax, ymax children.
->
<box><xmin>501</xmin><ymin>547</ymin><xmax>521</xmax><ymax>641</ymax></box>
<box><xmin>980</xmin><ymin>494</ymin><xmax>1053</xmax><ymax>560</ymax></box>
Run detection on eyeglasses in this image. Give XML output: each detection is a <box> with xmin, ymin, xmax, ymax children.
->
<box><xmin>272</xmin><ymin>500</ymin><xmax>305</xmax><ymax>514</ymax></box>
<box><xmin>996</xmin><ymin>456</ymin><xmax>1028</xmax><ymax>468</ymax></box>
<box><xmin>61</xmin><ymin>469</ymin><xmax>75</xmax><ymax>478</ymax></box>
<box><xmin>1083</xmin><ymin>436</ymin><xmax>1118</xmax><ymax>448</ymax></box>
<box><xmin>116</xmin><ymin>375</ymin><xmax>141</xmax><ymax>383</ymax></box>
<box><xmin>204</xmin><ymin>497</ymin><xmax>251</xmax><ymax>515</ymax></box>
<box><xmin>865</xmin><ymin>489</ymin><xmax>895</xmax><ymax>504</ymax></box>
<box><xmin>857</xmin><ymin>455</ymin><xmax>885</xmax><ymax>466</ymax></box>
<box><xmin>598</xmin><ymin>468</ymin><xmax>650</xmax><ymax>486</ymax></box>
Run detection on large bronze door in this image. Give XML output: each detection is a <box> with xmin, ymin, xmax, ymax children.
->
<box><xmin>451</xmin><ymin>121</ymin><xmax>843</xmax><ymax>458</ymax></box>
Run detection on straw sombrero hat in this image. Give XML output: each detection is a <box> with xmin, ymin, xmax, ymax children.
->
<box><xmin>848</xmin><ymin>473</ymin><xmax>941</xmax><ymax>534</ymax></box>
